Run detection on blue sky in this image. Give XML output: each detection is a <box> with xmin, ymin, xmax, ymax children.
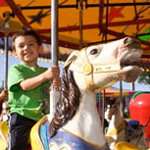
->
<box><xmin>0</xmin><ymin>51</ymin><xmax>149</xmax><ymax>91</ymax></box>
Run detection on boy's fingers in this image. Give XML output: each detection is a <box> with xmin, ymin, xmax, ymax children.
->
<box><xmin>51</xmin><ymin>65</ymin><xmax>59</xmax><ymax>70</ymax></box>
<box><xmin>53</xmin><ymin>78</ymin><xmax>61</xmax><ymax>87</ymax></box>
<box><xmin>50</xmin><ymin>66</ymin><xmax>60</xmax><ymax>76</ymax></box>
<box><xmin>53</xmin><ymin>78</ymin><xmax>61</xmax><ymax>84</ymax></box>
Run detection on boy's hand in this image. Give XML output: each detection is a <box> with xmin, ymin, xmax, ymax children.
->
<box><xmin>53</xmin><ymin>77</ymin><xmax>61</xmax><ymax>90</ymax></box>
<box><xmin>49</xmin><ymin>65</ymin><xmax>60</xmax><ymax>78</ymax></box>
<box><xmin>43</xmin><ymin>65</ymin><xmax>60</xmax><ymax>81</ymax></box>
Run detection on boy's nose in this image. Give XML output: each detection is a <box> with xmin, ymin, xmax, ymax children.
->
<box><xmin>23</xmin><ymin>45</ymin><xmax>28</xmax><ymax>50</ymax></box>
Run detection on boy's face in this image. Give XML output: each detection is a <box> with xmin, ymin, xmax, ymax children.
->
<box><xmin>14</xmin><ymin>35</ymin><xmax>43</xmax><ymax>67</ymax></box>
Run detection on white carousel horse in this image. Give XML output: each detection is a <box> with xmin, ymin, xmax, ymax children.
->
<box><xmin>0</xmin><ymin>37</ymin><xmax>143</xmax><ymax>150</ymax></box>
<box><xmin>30</xmin><ymin>37</ymin><xmax>143</xmax><ymax>150</ymax></box>
<box><xmin>105</xmin><ymin>98</ymin><xmax>148</xmax><ymax>150</ymax></box>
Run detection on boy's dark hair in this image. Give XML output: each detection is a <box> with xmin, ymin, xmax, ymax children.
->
<box><xmin>12</xmin><ymin>27</ymin><xmax>42</xmax><ymax>50</ymax></box>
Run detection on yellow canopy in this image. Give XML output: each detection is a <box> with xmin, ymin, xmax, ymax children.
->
<box><xmin>0</xmin><ymin>0</ymin><xmax>150</xmax><ymax>61</ymax></box>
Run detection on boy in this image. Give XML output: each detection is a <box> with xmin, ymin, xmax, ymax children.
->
<box><xmin>7</xmin><ymin>28</ymin><xmax>60</xmax><ymax>150</ymax></box>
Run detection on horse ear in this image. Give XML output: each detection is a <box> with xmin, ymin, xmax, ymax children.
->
<box><xmin>64</xmin><ymin>50</ymin><xmax>80</xmax><ymax>68</ymax></box>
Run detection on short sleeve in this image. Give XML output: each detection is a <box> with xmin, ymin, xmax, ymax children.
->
<box><xmin>8</xmin><ymin>65</ymin><xmax>25</xmax><ymax>91</ymax></box>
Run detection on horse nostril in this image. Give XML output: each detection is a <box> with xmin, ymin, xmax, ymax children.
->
<box><xmin>124</xmin><ymin>37</ymin><xmax>141</xmax><ymax>47</ymax></box>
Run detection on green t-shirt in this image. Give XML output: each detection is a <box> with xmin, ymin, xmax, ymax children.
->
<box><xmin>7</xmin><ymin>63</ymin><xmax>50</xmax><ymax>121</ymax></box>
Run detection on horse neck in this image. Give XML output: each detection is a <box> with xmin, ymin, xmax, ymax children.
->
<box><xmin>81</xmin><ymin>90</ymin><xmax>97</xmax><ymax>110</ymax></box>
<box><xmin>73</xmin><ymin>90</ymin><xmax>101</xmax><ymax>124</ymax></box>
<box><xmin>62</xmin><ymin>90</ymin><xmax>106</xmax><ymax>147</ymax></box>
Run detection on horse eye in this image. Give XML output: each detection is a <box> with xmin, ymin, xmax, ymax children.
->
<box><xmin>90</xmin><ymin>49</ymin><xmax>98</xmax><ymax>55</ymax></box>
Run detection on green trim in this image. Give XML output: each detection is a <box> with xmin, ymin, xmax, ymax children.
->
<box><xmin>132</xmin><ymin>91</ymin><xmax>150</xmax><ymax>99</ymax></box>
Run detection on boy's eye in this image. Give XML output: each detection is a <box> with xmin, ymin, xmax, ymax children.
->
<box><xmin>29</xmin><ymin>42</ymin><xmax>35</xmax><ymax>46</ymax></box>
<box><xmin>18</xmin><ymin>42</ymin><xmax>36</xmax><ymax>49</ymax></box>
<box><xmin>18</xmin><ymin>44</ymin><xmax>25</xmax><ymax>48</ymax></box>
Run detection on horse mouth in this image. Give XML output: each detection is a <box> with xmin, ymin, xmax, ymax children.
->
<box><xmin>118</xmin><ymin>49</ymin><xmax>142</xmax><ymax>82</ymax></box>
<box><xmin>121</xmin><ymin>61</ymin><xmax>138</xmax><ymax>68</ymax></box>
<box><xmin>120</xmin><ymin>47</ymin><xmax>143</xmax><ymax>68</ymax></box>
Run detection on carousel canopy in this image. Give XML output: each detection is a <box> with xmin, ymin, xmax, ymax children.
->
<box><xmin>0</xmin><ymin>0</ymin><xmax>150</xmax><ymax>64</ymax></box>
<box><xmin>97</xmin><ymin>86</ymin><xmax>136</xmax><ymax>97</ymax></box>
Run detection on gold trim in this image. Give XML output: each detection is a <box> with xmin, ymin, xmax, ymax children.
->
<box><xmin>107</xmin><ymin>121</ymin><xmax>126</xmax><ymax>135</ymax></box>
<box><xmin>49</xmin><ymin>142</ymin><xmax>70</xmax><ymax>150</ymax></box>
<box><xmin>69</xmin><ymin>60</ymin><xmax>121</xmax><ymax>74</ymax></box>
<box><xmin>82</xmin><ymin>63</ymin><xmax>93</xmax><ymax>75</ymax></box>
<box><xmin>30</xmin><ymin>115</ymin><xmax>48</xmax><ymax>150</ymax></box>
<box><xmin>115</xmin><ymin>142</ymin><xmax>140</xmax><ymax>150</ymax></box>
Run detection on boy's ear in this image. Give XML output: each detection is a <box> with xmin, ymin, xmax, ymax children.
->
<box><xmin>14</xmin><ymin>51</ymin><xmax>18</xmax><ymax>58</ymax></box>
<box><xmin>39</xmin><ymin>45</ymin><xmax>43</xmax><ymax>53</ymax></box>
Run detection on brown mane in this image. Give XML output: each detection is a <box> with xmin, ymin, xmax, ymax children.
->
<box><xmin>50</xmin><ymin>67</ymin><xmax>81</xmax><ymax>137</ymax></box>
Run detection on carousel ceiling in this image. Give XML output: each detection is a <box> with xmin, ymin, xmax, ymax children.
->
<box><xmin>0</xmin><ymin>0</ymin><xmax>150</xmax><ymax>64</ymax></box>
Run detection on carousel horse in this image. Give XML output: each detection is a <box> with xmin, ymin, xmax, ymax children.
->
<box><xmin>0</xmin><ymin>102</ymin><xmax>9</xmax><ymax>150</ymax></box>
<box><xmin>105</xmin><ymin>98</ymin><xmax>148</xmax><ymax>150</ymax></box>
<box><xmin>0</xmin><ymin>37</ymin><xmax>143</xmax><ymax>150</ymax></box>
<box><xmin>0</xmin><ymin>90</ymin><xmax>9</xmax><ymax>150</ymax></box>
<box><xmin>0</xmin><ymin>90</ymin><xmax>8</xmax><ymax>116</ymax></box>
<box><xmin>0</xmin><ymin>90</ymin><xmax>9</xmax><ymax>122</ymax></box>
<box><xmin>30</xmin><ymin>37</ymin><xmax>143</xmax><ymax>150</ymax></box>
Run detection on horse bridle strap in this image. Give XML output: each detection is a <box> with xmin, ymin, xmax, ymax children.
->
<box><xmin>69</xmin><ymin>49</ymin><xmax>121</xmax><ymax>88</ymax></box>
<box><xmin>69</xmin><ymin>49</ymin><xmax>121</xmax><ymax>75</ymax></box>
<box><xmin>69</xmin><ymin>62</ymin><xmax>121</xmax><ymax>75</ymax></box>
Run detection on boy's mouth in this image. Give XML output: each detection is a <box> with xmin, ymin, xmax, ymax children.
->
<box><xmin>23</xmin><ymin>51</ymin><xmax>33</xmax><ymax>56</ymax></box>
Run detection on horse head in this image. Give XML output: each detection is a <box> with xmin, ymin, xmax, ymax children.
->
<box><xmin>64</xmin><ymin>37</ymin><xmax>142</xmax><ymax>91</ymax></box>
<box><xmin>104</xmin><ymin>98</ymin><xmax>120</xmax><ymax>122</ymax></box>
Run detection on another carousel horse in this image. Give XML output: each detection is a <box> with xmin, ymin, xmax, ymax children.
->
<box><xmin>0</xmin><ymin>90</ymin><xmax>9</xmax><ymax>122</ymax></box>
<box><xmin>0</xmin><ymin>37</ymin><xmax>143</xmax><ymax>150</ymax></box>
<box><xmin>0</xmin><ymin>90</ymin><xmax>9</xmax><ymax>117</ymax></box>
<box><xmin>105</xmin><ymin>98</ymin><xmax>148</xmax><ymax>150</ymax></box>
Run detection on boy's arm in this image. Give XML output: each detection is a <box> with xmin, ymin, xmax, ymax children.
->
<box><xmin>20</xmin><ymin>66</ymin><xmax>60</xmax><ymax>91</ymax></box>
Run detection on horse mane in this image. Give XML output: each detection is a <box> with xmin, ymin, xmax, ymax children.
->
<box><xmin>50</xmin><ymin>67</ymin><xmax>81</xmax><ymax>137</ymax></box>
